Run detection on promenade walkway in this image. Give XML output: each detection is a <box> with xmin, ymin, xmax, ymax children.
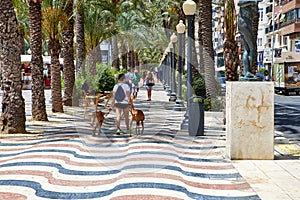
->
<box><xmin>0</xmin><ymin>83</ymin><xmax>298</xmax><ymax>199</ymax></box>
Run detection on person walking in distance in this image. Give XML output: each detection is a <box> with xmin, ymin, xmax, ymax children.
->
<box><xmin>144</xmin><ymin>71</ymin><xmax>155</xmax><ymax>101</ymax></box>
<box><xmin>131</xmin><ymin>69</ymin><xmax>140</xmax><ymax>99</ymax></box>
<box><xmin>125</xmin><ymin>69</ymin><xmax>133</xmax><ymax>95</ymax></box>
<box><xmin>111</xmin><ymin>74</ymin><xmax>131</xmax><ymax>134</ymax></box>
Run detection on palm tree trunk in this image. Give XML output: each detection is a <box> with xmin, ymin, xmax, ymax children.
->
<box><xmin>29</xmin><ymin>0</ymin><xmax>48</xmax><ymax>121</ymax></box>
<box><xmin>111</xmin><ymin>37</ymin><xmax>120</xmax><ymax>70</ymax></box>
<box><xmin>49</xmin><ymin>39</ymin><xmax>64</xmax><ymax>113</ymax></box>
<box><xmin>200</xmin><ymin>0</ymin><xmax>218</xmax><ymax>98</ymax></box>
<box><xmin>62</xmin><ymin>0</ymin><xmax>75</xmax><ymax>106</ymax></box>
<box><xmin>198</xmin><ymin>0</ymin><xmax>204</xmax><ymax>74</ymax></box>
<box><xmin>88</xmin><ymin>48</ymin><xmax>97</xmax><ymax>75</ymax></box>
<box><xmin>0</xmin><ymin>0</ymin><xmax>26</xmax><ymax>133</ymax></box>
<box><xmin>128</xmin><ymin>44</ymin><xmax>134</xmax><ymax>70</ymax></box>
<box><xmin>224</xmin><ymin>0</ymin><xmax>239</xmax><ymax>81</ymax></box>
<box><xmin>121</xmin><ymin>42</ymin><xmax>127</xmax><ymax>70</ymax></box>
<box><xmin>75</xmin><ymin>5</ymin><xmax>86</xmax><ymax>76</ymax></box>
<box><xmin>134</xmin><ymin>51</ymin><xmax>139</xmax><ymax>68</ymax></box>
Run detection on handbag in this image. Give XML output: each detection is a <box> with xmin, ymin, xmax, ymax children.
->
<box><xmin>146</xmin><ymin>79</ymin><xmax>155</xmax><ymax>86</ymax></box>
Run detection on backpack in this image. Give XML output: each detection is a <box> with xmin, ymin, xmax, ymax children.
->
<box><xmin>115</xmin><ymin>84</ymin><xmax>126</xmax><ymax>102</ymax></box>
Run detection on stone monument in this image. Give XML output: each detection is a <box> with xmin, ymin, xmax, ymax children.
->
<box><xmin>226</xmin><ymin>0</ymin><xmax>274</xmax><ymax>160</ymax></box>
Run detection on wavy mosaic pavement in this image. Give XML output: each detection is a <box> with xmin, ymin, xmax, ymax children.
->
<box><xmin>0</xmin><ymin>128</ymin><xmax>260</xmax><ymax>200</ymax></box>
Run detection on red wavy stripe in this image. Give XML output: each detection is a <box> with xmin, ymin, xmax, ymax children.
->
<box><xmin>0</xmin><ymin>154</ymin><xmax>233</xmax><ymax>170</ymax></box>
<box><xmin>0</xmin><ymin>170</ymin><xmax>250</xmax><ymax>190</ymax></box>
<box><xmin>0</xmin><ymin>143</ymin><xmax>216</xmax><ymax>156</ymax></box>
<box><xmin>0</xmin><ymin>192</ymin><xmax>27</xmax><ymax>200</ymax></box>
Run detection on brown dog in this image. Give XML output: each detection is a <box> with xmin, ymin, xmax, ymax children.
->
<box><xmin>129</xmin><ymin>101</ymin><xmax>145</xmax><ymax>136</ymax></box>
<box><xmin>90</xmin><ymin>111</ymin><xmax>106</xmax><ymax>135</ymax></box>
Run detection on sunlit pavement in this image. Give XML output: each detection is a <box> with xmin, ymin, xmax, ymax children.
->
<box><xmin>0</xmin><ymin>84</ymin><xmax>298</xmax><ymax>199</ymax></box>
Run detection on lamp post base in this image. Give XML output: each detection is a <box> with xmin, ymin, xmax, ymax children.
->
<box><xmin>180</xmin><ymin>108</ymin><xmax>189</xmax><ymax>130</ymax></box>
<box><xmin>167</xmin><ymin>89</ymin><xmax>172</xmax><ymax>96</ymax></box>
<box><xmin>165</xmin><ymin>85</ymin><xmax>170</xmax><ymax>92</ymax></box>
<box><xmin>173</xmin><ymin>98</ymin><xmax>185</xmax><ymax>111</ymax></box>
<box><xmin>169</xmin><ymin>93</ymin><xmax>177</xmax><ymax>101</ymax></box>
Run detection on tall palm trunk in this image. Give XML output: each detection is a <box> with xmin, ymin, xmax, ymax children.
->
<box><xmin>111</xmin><ymin>37</ymin><xmax>120</xmax><ymax>70</ymax></box>
<box><xmin>88</xmin><ymin>48</ymin><xmax>97</xmax><ymax>75</ymax></box>
<box><xmin>62</xmin><ymin>0</ymin><xmax>75</xmax><ymax>106</ymax></box>
<box><xmin>200</xmin><ymin>0</ymin><xmax>218</xmax><ymax>98</ymax></box>
<box><xmin>198</xmin><ymin>0</ymin><xmax>204</xmax><ymax>74</ymax></box>
<box><xmin>75</xmin><ymin>5</ymin><xmax>86</xmax><ymax>76</ymax></box>
<box><xmin>121</xmin><ymin>42</ymin><xmax>128</xmax><ymax>69</ymax></box>
<box><xmin>224</xmin><ymin>0</ymin><xmax>239</xmax><ymax>81</ymax></box>
<box><xmin>0</xmin><ymin>0</ymin><xmax>26</xmax><ymax>133</ymax></box>
<box><xmin>49</xmin><ymin>39</ymin><xmax>63</xmax><ymax>113</ymax></box>
<box><xmin>128</xmin><ymin>44</ymin><xmax>134</xmax><ymax>70</ymax></box>
<box><xmin>28</xmin><ymin>0</ymin><xmax>48</xmax><ymax>121</ymax></box>
<box><xmin>134</xmin><ymin>51</ymin><xmax>139</xmax><ymax>68</ymax></box>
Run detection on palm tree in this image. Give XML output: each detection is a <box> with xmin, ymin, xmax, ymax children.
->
<box><xmin>199</xmin><ymin>0</ymin><xmax>218</xmax><ymax>98</ymax></box>
<box><xmin>224</xmin><ymin>0</ymin><xmax>239</xmax><ymax>81</ymax></box>
<box><xmin>75</xmin><ymin>0</ymin><xmax>86</xmax><ymax>76</ymax></box>
<box><xmin>0</xmin><ymin>0</ymin><xmax>26</xmax><ymax>133</ymax></box>
<box><xmin>62</xmin><ymin>0</ymin><xmax>75</xmax><ymax>106</ymax></box>
<box><xmin>28</xmin><ymin>0</ymin><xmax>48</xmax><ymax>121</ymax></box>
<box><xmin>42</xmin><ymin>0</ymin><xmax>67</xmax><ymax>113</ymax></box>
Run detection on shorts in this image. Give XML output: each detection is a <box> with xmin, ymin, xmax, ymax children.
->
<box><xmin>115</xmin><ymin>103</ymin><xmax>128</xmax><ymax>109</ymax></box>
<box><xmin>132</xmin><ymin>85</ymin><xmax>139</xmax><ymax>93</ymax></box>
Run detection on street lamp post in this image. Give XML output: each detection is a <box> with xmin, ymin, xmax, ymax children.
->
<box><xmin>181</xmin><ymin>0</ymin><xmax>196</xmax><ymax>130</ymax></box>
<box><xmin>169</xmin><ymin>33</ymin><xmax>178</xmax><ymax>102</ymax></box>
<box><xmin>164</xmin><ymin>47</ymin><xmax>170</xmax><ymax>92</ymax></box>
<box><xmin>162</xmin><ymin>54</ymin><xmax>167</xmax><ymax>90</ymax></box>
<box><xmin>174</xmin><ymin>20</ymin><xmax>186</xmax><ymax>111</ymax></box>
<box><xmin>183</xmin><ymin>0</ymin><xmax>196</xmax><ymax>104</ymax></box>
<box><xmin>167</xmin><ymin>43</ymin><xmax>173</xmax><ymax>96</ymax></box>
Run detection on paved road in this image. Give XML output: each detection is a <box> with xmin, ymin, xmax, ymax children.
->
<box><xmin>275</xmin><ymin>95</ymin><xmax>300</xmax><ymax>144</ymax></box>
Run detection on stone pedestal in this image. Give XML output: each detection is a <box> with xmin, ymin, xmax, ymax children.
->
<box><xmin>226</xmin><ymin>82</ymin><xmax>274</xmax><ymax>160</ymax></box>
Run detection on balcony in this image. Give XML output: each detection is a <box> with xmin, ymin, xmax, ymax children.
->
<box><xmin>266</xmin><ymin>5</ymin><xmax>273</xmax><ymax>17</ymax></box>
<box><xmin>280</xmin><ymin>0</ymin><xmax>293</xmax><ymax>6</ymax></box>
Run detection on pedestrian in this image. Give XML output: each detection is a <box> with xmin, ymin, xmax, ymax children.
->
<box><xmin>144</xmin><ymin>71</ymin><xmax>155</xmax><ymax>101</ymax></box>
<box><xmin>81</xmin><ymin>80</ymin><xmax>95</xmax><ymax>97</ymax></box>
<box><xmin>111</xmin><ymin>73</ymin><xmax>131</xmax><ymax>134</ymax></box>
<box><xmin>125</xmin><ymin>69</ymin><xmax>133</xmax><ymax>95</ymax></box>
<box><xmin>131</xmin><ymin>69</ymin><xmax>140</xmax><ymax>99</ymax></box>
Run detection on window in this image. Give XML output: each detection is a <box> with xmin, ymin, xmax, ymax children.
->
<box><xmin>259</xmin><ymin>9</ymin><xmax>263</xmax><ymax>22</ymax></box>
<box><xmin>283</xmin><ymin>36</ymin><xmax>287</xmax><ymax>46</ymax></box>
<box><xmin>258</xmin><ymin>38</ymin><xmax>263</xmax><ymax>47</ymax></box>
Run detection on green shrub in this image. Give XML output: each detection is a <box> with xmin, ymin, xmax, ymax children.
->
<box><xmin>75</xmin><ymin>64</ymin><xmax>116</xmax><ymax>96</ymax></box>
<box><xmin>192</xmin><ymin>74</ymin><xmax>206</xmax><ymax>98</ymax></box>
<box><xmin>204</xmin><ymin>97</ymin><xmax>225</xmax><ymax>111</ymax></box>
<box><xmin>97</xmin><ymin>66</ymin><xmax>115</xmax><ymax>93</ymax></box>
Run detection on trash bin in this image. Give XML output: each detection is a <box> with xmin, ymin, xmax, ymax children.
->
<box><xmin>188</xmin><ymin>96</ymin><xmax>204</xmax><ymax>136</ymax></box>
